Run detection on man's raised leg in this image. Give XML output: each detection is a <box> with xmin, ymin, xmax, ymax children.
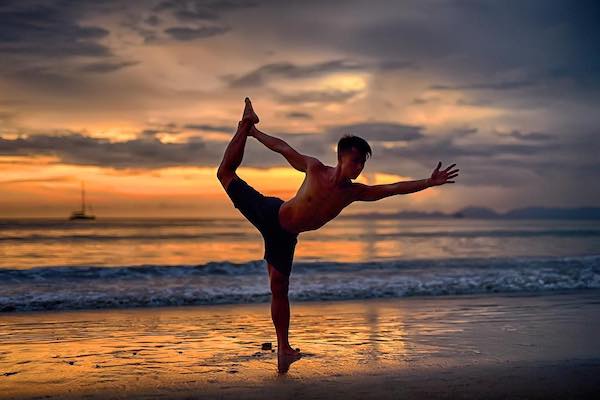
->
<box><xmin>217</xmin><ymin>98</ymin><xmax>259</xmax><ymax>189</ymax></box>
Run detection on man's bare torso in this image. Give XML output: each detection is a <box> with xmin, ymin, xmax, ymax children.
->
<box><xmin>278</xmin><ymin>161</ymin><xmax>356</xmax><ymax>234</ymax></box>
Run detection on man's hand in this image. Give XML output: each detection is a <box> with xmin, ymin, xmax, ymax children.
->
<box><xmin>429</xmin><ymin>161</ymin><xmax>459</xmax><ymax>186</ymax></box>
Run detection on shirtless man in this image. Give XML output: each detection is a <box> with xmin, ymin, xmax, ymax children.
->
<box><xmin>216</xmin><ymin>98</ymin><xmax>459</xmax><ymax>372</ymax></box>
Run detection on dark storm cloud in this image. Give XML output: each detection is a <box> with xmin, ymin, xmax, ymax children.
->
<box><xmin>152</xmin><ymin>0</ymin><xmax>260</xmax><ymax>41</ymax></box>
<box><xmin>329</xmin><ymin>122</ymin><xmax>425</xmax><ymax>142</ymax></box>
<box><xmin>368</xmin><ymin>127</ymin><xmax>599</xmax><ymax>187</ymax></box>
<box><xmin>1</xmin><ymin>122</ymin><xmax>597</xmax><ymax>190</ymax></box>
<box><xmin>333</xmin><ymin>0</ymin><xmax>600</xmax><ymax>102</ymax></box>
<box><xmin>0</xmin><ymin>133</ymin><xmax>210</xmax><ymax>168</ymax></box>
<box><xmin>0</xmin><ymin>129</ymin><xmax>318</xmax><ymax>170</ymax></box>
<box><xmin>223</xmin><ymin>59</ymin><xmax>366</xmax><ymax>88</ymax></box>
<box><xmin>0</xmin><ymin>2</ymin><xmax>112</xmax><ymax>58</ymax></box>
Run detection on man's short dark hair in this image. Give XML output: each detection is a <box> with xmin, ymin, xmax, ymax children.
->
<box><xmin>337</xmin><ymin>134</ymin><xmax>372</xmax><ymax>161</ymax></box>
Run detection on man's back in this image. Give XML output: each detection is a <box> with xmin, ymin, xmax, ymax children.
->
<box><xmin>278</xmin><ymin>159</ymin><xmax>357</xmax><ymax>234</ymax></box>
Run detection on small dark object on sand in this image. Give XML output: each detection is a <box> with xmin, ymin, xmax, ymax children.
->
<box><xmin>261</xmin><ymin>342</ymin><xmax>272</xmax><ymax>350</ymax></box>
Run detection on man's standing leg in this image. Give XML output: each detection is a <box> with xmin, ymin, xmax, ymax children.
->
<box><xmin>268</xmin><ymin>263</ymin><xmax>301</xmax><ymax>372</ymax></box>
<box><xmin>217</xmin><ymin>98</ymin><xmax>259</xmax><ymax>190</ymax></box>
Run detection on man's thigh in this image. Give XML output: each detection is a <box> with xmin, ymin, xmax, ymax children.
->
<box><xmin>225</xmin><ymin>175</ymin><xmax>269</xmax><ymax>232</ymax></box>
<box><xmin>264</xmin><ymin>232</ymin><xmax>298</xmax><ymax>277</ymax></box>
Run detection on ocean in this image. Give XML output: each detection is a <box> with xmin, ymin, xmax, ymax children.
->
<box><xmin>1</xmin><ymin>217</ymin><xmax>599</xmax><ymax>312</ymax></box>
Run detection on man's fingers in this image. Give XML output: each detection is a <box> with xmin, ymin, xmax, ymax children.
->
<box><xmin>435</xmin><ymin>161</ymin><xmax>441</xmax><ymax>170</ymax></box>
<box><xmin>448</xmin><ymin>173</ymin><xmax>459</xmax><ymax>179</ymax></box>
<box><xmin>443</xmin><ymin>163</ymin><xmax>456</xmax><ymax>172</ymax></box>
<box><xmin>447</xmin><ymin>181</ymin><xmax>455</xmax><ymax>183</ymax></box>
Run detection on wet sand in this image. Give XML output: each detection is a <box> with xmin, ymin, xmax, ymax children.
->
<box><xmin>1</xmin><ymin>291</ymin><xmax>599</xmax><ymax>399</ymax></box>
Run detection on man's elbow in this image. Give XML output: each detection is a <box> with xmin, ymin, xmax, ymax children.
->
<box><xmin>355</xmin><ymin>184</ymin><xmax>393</xmax><ymax>202</ymax></box>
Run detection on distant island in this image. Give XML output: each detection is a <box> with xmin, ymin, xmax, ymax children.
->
<box><xmin>341</xmin><ymin>206</ymin><xmax>600</xmax><ymax>220</ymax></box>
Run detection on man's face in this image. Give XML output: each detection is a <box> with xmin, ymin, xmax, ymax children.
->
<box><xmin>340</xmin><ymin>147</ymin><xmax>366</xmax><ymax>180</ymax></box>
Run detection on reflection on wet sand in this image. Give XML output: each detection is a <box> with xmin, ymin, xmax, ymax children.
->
<box><xmin>2</xmin><ymin>291</ymin><xmax>599</xmax><ymax>399</ymax></box>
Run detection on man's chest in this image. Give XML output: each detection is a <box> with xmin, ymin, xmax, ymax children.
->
<box><xmin>300</xmin><ymin>170</ymin><xmax>354</xmax><ymax>209</ymax></box>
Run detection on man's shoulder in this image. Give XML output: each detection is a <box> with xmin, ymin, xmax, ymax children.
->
<box><xmin>306</xmin><ymin>157</ymin><xmax>325</xmax><ymax>170</ymax></box>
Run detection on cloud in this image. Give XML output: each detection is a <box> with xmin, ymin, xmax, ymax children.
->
<box><xmin>184</xmin><ymin>123</ymin><xmax>234</xmax><ymax>132</ymax></box>
<box><xmin>497</xmin><ymin>130</ymin><xmax>555</xmax><ymax>141</ymax></box>
<box><xmin>0</xmin><ymin>175</ymin><xmax>77</xmax><ymax>185</ymax></box>
<box><xmin>164</xmin><ymin>25</ymin><xmax>230</xmax><ymax>40</ymax></box>
<box><xmin>368</xmin><ymin>126</ymin><xmax>593</xmax><ymax>187</ymax></box>
<box><xmin>78</xmin><ymin>60</ymin><xmax>140</xmax><ymax>73</ymax></box>
<box><xmin>455</xmin><ymin>98</ymin><xmax>494</xmax><ymax>106</ymax></box>
<box><xmin>376</xmin><ymin>60</ymin><xmax>419</xmax><ymax>71</ymax></box>
<box><xmin>0</xmin><ymin>133</ymin><xmax>210</xmax><ymax>169</ymax></box>
<box><xmin>0</xmin><ymin>2</ymin><xmax>113</xmax><ymax>58</ymax></box>
<box><xmin>411</xmin><ymin>96</ymin><xmax>440</xmax><ymax>105</ymax></box>
<box><xmin>154</xmin><ymin>0</ymin><xmax>258</xmax><ymax>18</ymax></box>
<box><xmin>329</xmin><ymin>0</ymin><xmax>600</xmax><ymax>106</ymax></box>
<box><xmin>223</xmin><ymin>59</ymin><xmax>366</xmax><ymax>88</ymax></box>
<box><xmin>285</xmin><ymin>112</ymin><xmax>313</xmax><ymax>120</ymax></box>
<box><xmin>430</xmin><ymin>79</ymin><xmax>537</xmax><ymax>91</ymax></box>
<box><xmin>328</xmin><ymin>122</ymin><xmax>425</xmax><ymax>142</ymax></box>
<box><xmin>274</xmin><ymin>89</ymin><xmax>362</xmax><ymax>104</ymax></box>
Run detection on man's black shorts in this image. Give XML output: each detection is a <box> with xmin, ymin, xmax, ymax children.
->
<box><xmin>225</xmin><ymin>175</ymin><xmax>299</xmax><ymax>277</ymax></box>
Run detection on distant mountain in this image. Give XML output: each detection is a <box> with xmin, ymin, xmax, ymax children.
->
<box><xmin>341</xmin><ymin>206</ymin><xmax>600</xmax><ymax>219</ymax></box>
<box><xmin>503</xmin><ymin>207</ymin><xmax>600</xmax><ymax>219</ymax></box>
<box><xmin>455</xmin><ymin>206</ymin><xmax>500</xmax><ymax>219</ymax></box>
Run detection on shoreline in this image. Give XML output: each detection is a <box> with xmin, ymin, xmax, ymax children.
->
<box><xmin>4</xmin><ymin>287</ymin><xmax>600</xmax><ymax>316</ymax></box>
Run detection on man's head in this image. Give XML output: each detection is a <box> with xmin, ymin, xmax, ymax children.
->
<box><xmin>336</xmin><ymin>134</ymin><xmax>372</xmax><ymax>180</ymax></box>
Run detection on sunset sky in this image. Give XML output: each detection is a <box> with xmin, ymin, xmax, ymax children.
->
<box><xmin>1</xmin><ymin>0</ymin><xmax>598</xmax><ymax>218</ymax></box>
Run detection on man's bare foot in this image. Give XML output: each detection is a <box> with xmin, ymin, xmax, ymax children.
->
<box><xmin>277</xmin><ymin>345</ymin><xmax>302</xmax><ymax>374</ymax></box>
<box><xmin>279</xmin><ymin>345</ymin><xmax>301</xmax><ymax>357</ymax></box>
<box><xmin>242</xmin><ymin>97</ymin><xmax>259</xmax><ymax>124</ymax></box>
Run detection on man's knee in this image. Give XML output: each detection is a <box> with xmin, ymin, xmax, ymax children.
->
<box><xmin>269</xmin><ymin>265</ymin><xmax>289</xmax><ymax>297</ymax></box>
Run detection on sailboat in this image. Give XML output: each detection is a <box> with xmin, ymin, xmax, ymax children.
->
<box><xmin>69</xmin><ymin>182</ymin><xmax>96</xmax><ymax>220</ymax></box>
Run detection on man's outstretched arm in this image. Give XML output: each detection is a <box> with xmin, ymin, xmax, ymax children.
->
<box><xmin>352</xmin><ymin>179</ymin><xmax>432</xmax><ymax>202</ymax></box>
<box><xmin>352</xmin><ymin>162</ymin><xmax>460</xmax><ymax>202</ymax></box>
<box><xmin>249</xmin><ymin>126</ymin><xmax>319</xmax><ymax>173</ymax></box>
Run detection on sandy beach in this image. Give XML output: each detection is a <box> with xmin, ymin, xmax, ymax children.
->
<box><xmin>2</xmin><ymin>290</ymin><xmax>599</xmax><ymax>399</ymax></box>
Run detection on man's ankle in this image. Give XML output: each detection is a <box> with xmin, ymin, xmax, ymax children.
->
<box><xmin>237</xmin><ymin>120</ymin><xmax>252</xmax><ymax>133</ymax></box>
